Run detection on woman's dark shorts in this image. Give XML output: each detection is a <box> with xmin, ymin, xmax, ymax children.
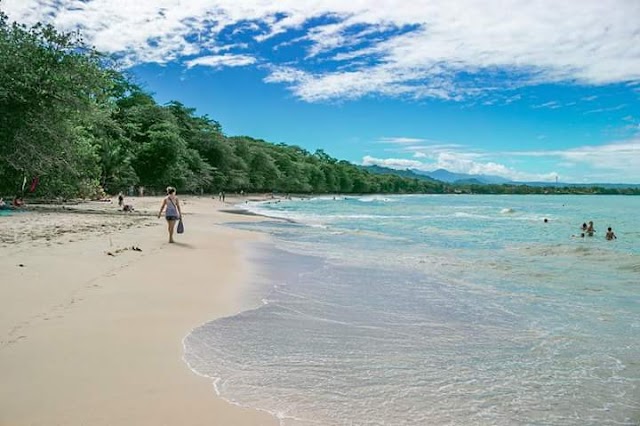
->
<box><xmin>166</xmin><ymin>215</ymin><xmax>179</xmax><ymax>221</ymax></box>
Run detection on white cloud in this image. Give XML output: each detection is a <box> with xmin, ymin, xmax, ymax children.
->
<box><xmin>432</xmin><ymin>152</ymin><xmax>558</xmax><ymax>181</ymax></box>
<box><xmin>3</xmin><ymin>0</ymin><xmax>639</xmax><ymax>101</ymax></box>
<box><xmin>532</xmin><ymin>101</ymin><xmax>561</xmax><ymax>109</ymax></box>
<box><xmin>367</xmin><ymin>134</ymin><xmax>640</xmax><ymax>183</ymax></box>
<box><xmin>558</xmin><ymin>140</ymin><xmax>640</xmax><ymax>176</ymax></box>
<box><xmin>362</xmin><ymin>153</ymin><xmax>560</xmax><ymax>182</ymax></box>
<box><xmin>378</xmin><ymin>137</ymin><xmax>427</xmax><ymax>144</ymax></box>
<box><xmin>362</xmin><ymin>155</ymin><xmax>424</xmax><ymax>170</ymax></box>
<box><xmin>185</xmin><ymin>54</ymin><xmax>256</xmax><ymax>69</ymax></box>
<box><xmin>583</xmin><ymin>104</ymin><xmax>628</xmax><ymax>114</ymax></box>
<box><xmin>264</xmin><ymin>66</ymin><xmax>310</xmax><ymax>84</ymax></box>
<box><xmin>377</xmin><ymin>138</ymin><xmax>466</xmax><ymax>154</ymax></box>
<box><xmin>498</xmin><ymin>138</ymin><xmax>640</xmax><ymax>182</ymax></box>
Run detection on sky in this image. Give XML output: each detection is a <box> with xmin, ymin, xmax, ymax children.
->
<box><xmin>3</xmin><ymin>0</ymin><xmax>640</xmax><ymax>183</ymax></box>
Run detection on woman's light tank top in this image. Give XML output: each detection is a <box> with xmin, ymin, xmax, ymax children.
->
<box><xmin>166</xmin><ymin>196</ymin><xmax>178</xmax><ymax>217</ymax></box>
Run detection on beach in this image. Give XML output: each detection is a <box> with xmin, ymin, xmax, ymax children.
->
<box><xmin>0</xmin><ymin>196</ymin><xmax>277</xmax><ymax>426</ymax></box>
<box><xmin>2</xmin><ymin>194</ymin><xmax>639</xmax><ymax>425</ymax></box>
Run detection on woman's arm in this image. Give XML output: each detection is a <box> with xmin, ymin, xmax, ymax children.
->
<box><xmin>158</xmin><ymin>198</ymin><xmax>167</xmax><ymax>218</ymax></box>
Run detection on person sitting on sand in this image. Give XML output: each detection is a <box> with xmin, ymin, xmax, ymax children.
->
<box><xmin>122</xmin><ymin>204</ymin><xmax>134</xmax><ymax>212</ymax></box>
<box><xmin>0</xmin><ymin>198</ymin><xmax>6</xmax><ymax>209</ymax></box>
<box><xmin>158</xmin><ymin>186</ymin><xmax>182</xmax><ymax>243</ymax></box>
<box><xmin>586</xmin><ymin>221</ymin><xmax>595</xmax><ymax>237</ymax></box>
<box><xmin>605</xmin><ymin>227</ymin><xmax>617</xmax><ymax>240</ymax></box>
<box><xmin>12</xmin><ymin>196</ymin><xmax>24</xmax><ymax>208</ymax></box>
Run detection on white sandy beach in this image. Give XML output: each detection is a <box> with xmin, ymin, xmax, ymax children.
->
<box><xmin>0</xmin><ymin>196</ymin><xmax>277</xmax><ymax>426</ymax></box>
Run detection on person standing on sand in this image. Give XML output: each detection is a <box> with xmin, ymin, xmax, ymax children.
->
<box><xmin>158</xmin><ymin>186</ymin><xmax>182</xmax><ymax>243</ymax></box>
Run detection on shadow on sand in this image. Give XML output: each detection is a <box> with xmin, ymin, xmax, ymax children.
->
<box><xmin>170</xmin><ymin>241</ymin><xmax>195</xmax><ymax>249</ymax></box>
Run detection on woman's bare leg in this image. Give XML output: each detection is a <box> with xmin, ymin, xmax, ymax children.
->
<box><xmin>167</xmin><ymin>220</ymin><xmax>176</xmax><ymax>243</ymax></box>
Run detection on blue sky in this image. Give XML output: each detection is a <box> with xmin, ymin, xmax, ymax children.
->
<box><xmin>4</xmin><ymin>0</ymin><xmax>640</xmax><ymax>182</ymax></box>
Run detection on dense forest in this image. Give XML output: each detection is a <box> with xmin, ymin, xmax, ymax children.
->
<box><xmin>1</xmin><ymin>14</ymin><xmax>638</xmax><ymax>198</ymax></box>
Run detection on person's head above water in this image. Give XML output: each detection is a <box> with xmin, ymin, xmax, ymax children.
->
<box><xmin>166</xmin><ymin>186</ymin><xmax>176</xmax><ymax>195</ymax></box>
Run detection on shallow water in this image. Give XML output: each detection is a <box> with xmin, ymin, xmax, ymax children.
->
<box><xmin>184</xmin><ymin>195</ymin><xmax>640</xmax><ymax>425</ymax></box>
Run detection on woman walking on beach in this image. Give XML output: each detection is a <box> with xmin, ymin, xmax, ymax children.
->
<box><xmin>158</xmin><ymin>186</ymin><xmax>182</xmax><ymax>243</ymax></box>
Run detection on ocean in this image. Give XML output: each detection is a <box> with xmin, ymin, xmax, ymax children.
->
<box><xmin>184</xmin><ymin>194</ymin><xmax>640</xmax><ymax>425</ymax></box>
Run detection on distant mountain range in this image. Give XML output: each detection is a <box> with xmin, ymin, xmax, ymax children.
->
<box><xmin>363</xmin><ymin>166</ymin><xmax>640</xmax><ymax>189</ymax></box>
<box><xmin>361</xmin><ymin>165</ymin><xmax>439</xmax><ymax>182</ymax></box>
<box><xmin>362</xmin><ymin>166</ymin><xmax>509</xmax><ymax>184</ymax></box>
<box><xmin>410</xmin><ymin>168</ymin><xmax>511</xmax><ymax>184</ymax></box>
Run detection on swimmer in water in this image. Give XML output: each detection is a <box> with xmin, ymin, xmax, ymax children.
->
<box><xmin>586</xmin><ymin>221</ymin><xmax>595</xmax><ymax>237</ymax></box>
<box><xmin>605</xmin><ymin>227</ymin><xmax>617</xmax><ymax>240</ymax></box>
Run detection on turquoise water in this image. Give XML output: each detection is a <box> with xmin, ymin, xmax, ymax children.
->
<box><xmin>185</xmin><ymin>195</ymin><xmax>640</xmax><ymax>425</ymax></box>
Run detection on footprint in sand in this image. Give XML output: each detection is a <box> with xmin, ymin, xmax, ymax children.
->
<box><xmin>105</xmin><ymin>246</ymin><xmax>143</xmax><ymax>257</ymax></box>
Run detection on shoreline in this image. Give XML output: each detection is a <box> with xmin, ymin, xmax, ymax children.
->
<box><xmin>0</xmin><ymin>196</ymin><xmax>278</xmax><ymax>426</ymax></box>
<box><xmin>219</xmin><ymin>207</ymin><xmax>297</xmax><ymax>223</ymax></box>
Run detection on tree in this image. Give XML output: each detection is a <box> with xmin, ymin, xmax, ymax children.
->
<box><xmin>0</xmin><ymin>12</ymin><xmax>113</xmax><ymax>195</ymax></box>
<box><xmin>131</xmin><ymin>122</ymin><xmax>187</xmax><ymax>189</ymax></box>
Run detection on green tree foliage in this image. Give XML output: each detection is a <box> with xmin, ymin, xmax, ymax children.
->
<box><xmin>0</xmin><ymin>12</ymin><xmax>112</xmax><ymax>196</ymax></box>
<box><xmin>1</xmin><ymin>14</ymin><xmax>638</xmax><ymax>198</ymax></box>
